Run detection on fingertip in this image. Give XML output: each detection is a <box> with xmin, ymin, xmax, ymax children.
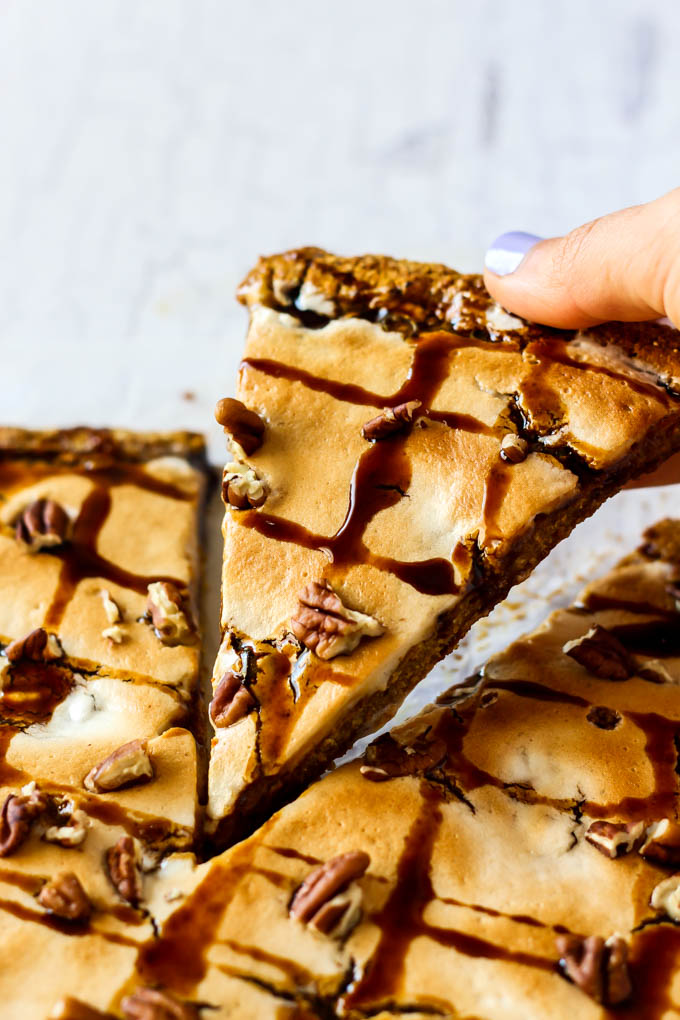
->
<box><xmin>484</xmin><ymin>231</ymin><xmax>543</xmax><ymax>277</ymax></box>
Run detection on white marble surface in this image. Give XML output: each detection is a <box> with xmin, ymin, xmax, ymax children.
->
<box><xmin>1</xmin><ymin>0</ymin><xmax>678</xmax><ymax>716</ymax></box>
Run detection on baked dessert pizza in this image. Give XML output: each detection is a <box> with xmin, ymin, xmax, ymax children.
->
<box><xmin>0</xmin><ymin>427</ymin><xmax>208</xmax><ymax>1016</ymax></box>
<box><xmin>208</xmin><ymin>247</ymin><xmax>680</xmax><ymax>844</ymax></box>
<box><xmin>50</xmin><ymin>518</ymin><xmax>680</xmax><ymax>1018</ymax></box>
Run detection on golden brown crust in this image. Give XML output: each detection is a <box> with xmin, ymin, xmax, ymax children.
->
<box><xmin>0</xmin><ymin>427</ymin><xmax>208</xmax><ymax>467</ymax></box>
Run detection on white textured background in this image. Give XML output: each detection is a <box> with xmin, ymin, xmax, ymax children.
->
<box><xmin>1</xmin><ymin>0</ymin><xmax>679</xmax><ymax>712</ymax></box>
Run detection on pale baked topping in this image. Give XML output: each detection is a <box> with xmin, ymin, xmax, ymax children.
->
<box><xmin>84</xmin><ymin>739</ymin><xmax>153</xmax><ymax>793</ymax></box>
<box><xmin>146</xmin><ymin>582</ymin><xmax>193</xmax><ymax>646</ymax></box>
<box><xmin>291</xmin><ymin>582</ymin><xmax>384</xmax><ymax>660</ymax></box>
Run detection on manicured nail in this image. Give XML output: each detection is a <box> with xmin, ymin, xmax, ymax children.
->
<box><xmin>484</xmin><ymin>231</ymin><xmax>543</xmax><ymax>277</ymax></box>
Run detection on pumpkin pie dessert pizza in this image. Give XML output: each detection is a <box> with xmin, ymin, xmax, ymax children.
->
<box><xmin>0</xmin><ymin>427</ymin><xmax>208</xmax><ymax>1016</ymax></box>
<box><xmin>207</xmin><ymin>247</ymin><xmax>680</xmax><ymax>845</ymax></box>
<box><xmin>50</xmin><ymin>517</ymin><xmax>680</xmax><ymax>1018</ymax></box>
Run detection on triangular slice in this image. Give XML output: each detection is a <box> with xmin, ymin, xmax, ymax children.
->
<box><xmin>54</xmin><ymin>518</ymin><xmax>680</xmax><ymax>1018</ymax></box>
<box><xmin>208</xmin><ymin>247</ymin><xmax>680</xmax><ymax>845</ymax></box>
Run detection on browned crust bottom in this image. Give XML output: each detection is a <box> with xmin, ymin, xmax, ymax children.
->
<box><xmin>0</xmin><ymin>426</ymin><xmax>208</xmax><ymax>468</ymax></box>
<box><xmin>210</xmin><ymin>410</ymin><xmax>680</xmax><ymax>850</ymax></box>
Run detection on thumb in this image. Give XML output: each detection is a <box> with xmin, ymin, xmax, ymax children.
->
<box><xmin>483</xmin><ymin>188</ymin><xmax>680</xmax><ymax>329</ymax></box>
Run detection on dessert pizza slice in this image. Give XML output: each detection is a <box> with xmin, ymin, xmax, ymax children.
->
<box><xmin>207</xmin><ymin>247</ymin><xmax>680</xmax><ymax>845</ymax></box>
<box><xmin>52</xmin><ymin>518</ymin><xmax>680</xmax><ymax>1019</ymax></box>
<box><xmin>0</xmin><ymin>428</ymin><xmax>208</xmax><ymax>1017</ymax></box>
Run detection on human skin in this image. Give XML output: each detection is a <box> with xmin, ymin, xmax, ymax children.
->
<box><xmin>484</xmin><ymin>188</ymin><xmax>680</xmax><ymax>486</ymax></box>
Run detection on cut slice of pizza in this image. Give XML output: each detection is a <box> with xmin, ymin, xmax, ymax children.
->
<box><xmin>207</xmin><ymin>247</ymin><xmax>680</xmax><ymax>846</ymax></box>
<box><xmin>54</xmin><ymin>518</ymin><xmax>680</xmax><ymax>1019</ymax></box>
<box><xmin>0</xmin><ymin>428</ymin><xmax>208</xmax><ymax>1017</ymax></box>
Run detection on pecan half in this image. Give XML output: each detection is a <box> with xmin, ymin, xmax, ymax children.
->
<box><xmin>639</xmin><ymin>819</ymin><xmax>680</xmax><ymax>865</ymax></box>
<box><xmin>563</xmin><ymin>625</ymin><xmax>633</xmax><ymax>680</ymax></box>
<box><xmin>585</xmin><ymin>820</ymin><xmax>645</xmax><ymax>859</ymax></box>
<box><xmin>5</xmin><ymin>628</ymin><xmax>63</xmax><ymax>663</ymax></box>
<box><xmin>146</xmin><ymin>582</ymin><xmax>193</xmax><ymax>646</ymax></box>
<box><xmin>15</xmin><ymin>498</ymin><xmax>69</xmax><ymax>551</ymax></box>
<box><xmin>106</xmin><ymin>835</ymin><xmax>142</xmax><ymax>906</ymax></box>
<box><xmin>84</xmin><ymin>739</ymin><xmax>153</xmax><ymax>793</ymax></box>
<box><xmin>641</xmin><ymin>519</ymin><xmax>680</xmax><ymax>564</ymax></box>
<box><xmin>361</xmin><ymin>400</ymin><xmax>421</xmax><ymax>441</ymax></box>
<box><xmin>290</xmin><ymin>582</ymin><xmax>384</xmax><ymax>660</ymax></box>
<box><xmin>38</xmin><ymin>871</ymin><xmax>91</xmax><ymax>922</ymax></box>
<box><xmin>650</xmin><ymin>874</ymin><xmax>680</xmax><ymax>921</ymax></box>
<box><xmin>290</xmin><ymin>850</ymin><xmax>370</xmax><ymax>939</ymax></box>
<box><xmin>499</xmin><ymin>433</ymin><xmax>529</xmax><ymax>464</ymax></box>
<box><xmin>121</xmin><ymin>988</ymin><xmax>198</xmax><ymax>1020</ymax></box>
<box><xmin>360</xmin><ymin>731</ymin><xmax>447</xmax><ymax>782</ymax></box>
<box><xmin>209</xmin><ymin>671</ymin><xmax>256</xmax><ymax>728</ymax></box>
<box><xmin>221</xmin><ymin>462</ymin><xmax>267</xmax><ymax>509</ymax></box>
<box><xmin>0</xmin><ymin>789</ymin><xmax>48</xmax><ymax>856</ymax></box>
<box><xmin>556</xmin><ymin>934</ymin><xmax>631</xmax><ymax>1005</ymax></box>
<box><xmin>215</xmin><ymin>397</ymin><xmax>265</xmax><ymax>456</ymax></box>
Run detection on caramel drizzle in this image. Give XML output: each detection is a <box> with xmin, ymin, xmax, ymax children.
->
<box><xmin>608</xmin><ymin>924</ymin><xmax>680</xmax><ymax>1019</ymax></box>
<box><xmin>440</xmin><ymin>678</ymin><xmax>680</xmax><ymax>823</ymax></box>
<box><xmin>0</xmin><ymin>895</ymin><xmax>140</xmax><ymax>948</ymax></box>
<box><xmin>44</xmin><ymin>485</ymin><xmax>185</xmax><ymax>628</ymax></box>
<box><xmin>241</xmin><ymin>330</ymin><xmax>673</xmax><ymax>597</ymax></box>
<box><xmin>342</xmin><ymin>783</ymin><xmax>555</xmax><ymax>1011</ymax></box>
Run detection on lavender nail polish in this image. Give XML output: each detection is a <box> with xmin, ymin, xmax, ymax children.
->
<box><xmin>484</xmin><ymin>231</ymin><xmax>542</xmax><ymax>277</ymax></box>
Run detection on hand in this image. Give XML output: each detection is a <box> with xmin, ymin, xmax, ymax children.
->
<box><xmin>483</xmin><ymin>188</ymin><xmax>680</xmax><ymax>487</ymax></box>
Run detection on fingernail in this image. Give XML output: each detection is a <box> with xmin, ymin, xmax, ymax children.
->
<box><xmin>485</xmin><ymin>231</ymin><xmax>543</xmax><ymax>277</ymax></box>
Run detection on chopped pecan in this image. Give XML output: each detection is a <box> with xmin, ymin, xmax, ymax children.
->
<box><xmin>106</xmin><ymin>835</ymin><xmax>142</xmax><ymax>906</ymax></box>
<box><xmin>38</xmin><ymin>871</ymin><xmax>91</xmax><ymax>922</ymax></box>
<box><xmin>84</xmin><ymin>739</ymin><xmax>153</xmax><ymax>793</ymax></box>
<box><xmin>360</xmin><ymin>731</ymin><xmax>447</xmax><ymax>782</ymax></box>
<box><xmin>585</xmin><ymin>820</ymin><xmax>645</xmax><ymax>859</ymax></box>
<box><xmin>290</xmin><ymin>850</ymin><xmax>370</xmax><ymax>938</ymax></box>
<box><xmin>222</xmin><ymin>462</ymin><xmax>267</xmax><ymax>509</ymax></box>
<box><xmin>214</xmin><ymin>397</ymin><xmax>265</xmax><ymax>455</ymax></box>
<box><xmin>121</xmin><ymin>987</ymin><xmax>198</xmax><ymax>1020</ymax></box>
<box><xmin>556</xmin><ymin>934</ymin><xmax>631</xmax><ymax>1005</ymax></box>
<box><xmin>361</xmin><ymin>400</ymin><xmax>422</xmax><ymax>441</ymax></box>
<box><xmin>209</xmin><ymin>671</ymin><xmax>256</xmax><ymax>728</ymax></box>
<box><xmin>44</xmin><ymin>807</ymin><xmax>89</xmax><ymax>848</ymax></box>
<box><xmin>586</xmin><ymin>706</ymin><xmax>622</xmax><ymax>730</ymax></box>
<box><xmin>563</xmin><ymin>625</ymin><xmax>633</xmax><ymax>680</ymax></box>
<box><xmin>290</xmin><ymin>582</ymin><xmax>384</xmax><ymax>660</ymax></box>
<box><xmin>639</xmin><ymin>819</ymin><xmax>680</xmax><ymax>865</ymax></box>
<box><xmin>499</xmin><ymin>433</ymin><xmax>529</xmax><ymax>464</ymax></box>
<box><xmin>0</xmin><ymin>789</ymin><xmax>48</xmax><ymax>856</ymax></box>
<box><xmin>650</xmin><ymin>874</ymin><xmax>680</xmax><ymax>921</ymax></box>
<box><xmin>640</xmin><ymin>519</ymin><xmax>680</xmax><ymax>564</ymax></box>
<box><xmin>146</xmin><ymin>582</ymin><xmax>193</xmax><ymax>646</ymax></box>
<box><xmin>5</xmin><ymin>628</ymin><xmax>63</xmax><ymax>663</ymax></box>
<box><xmin>15</xmin><ymin>498</ymin><xmax>69</xmax><ymax>551</ymax></box>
